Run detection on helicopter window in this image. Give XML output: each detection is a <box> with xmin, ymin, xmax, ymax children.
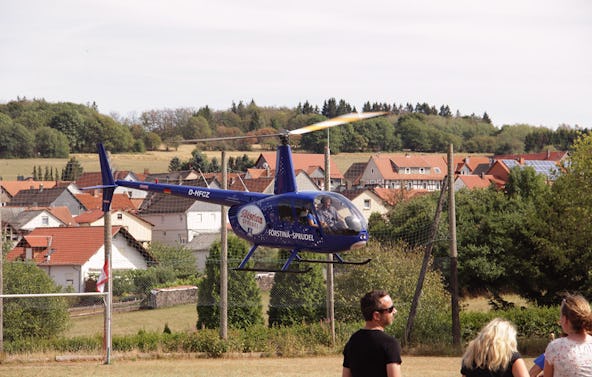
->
<box><xmin>278</xmin><ymin>204</ymin><xmax>293</xmax><ymax>221</ymax></box>
<box><xmin>294</xmin><ymin>200</ymin><xmax>318</xmax><ymax>227</ymax></box>
<box><xmin>315</xmin><ymin>193</ymin><xmax>366</xmax><ymax>235</ymax></box>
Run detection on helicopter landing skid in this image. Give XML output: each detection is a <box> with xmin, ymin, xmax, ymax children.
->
<box><xmin>232</xmin><ymin>266</ymin><xmax>312</xmax><ymax>274</ymax></box>
<box><xmin>298</xmin><ymin>253</ymin><xmax>372</xmax><ymax>266</ymax></box>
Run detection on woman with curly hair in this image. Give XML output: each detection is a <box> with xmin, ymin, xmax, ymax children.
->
<box><xmin>461</xmin><ymin>318</ymin><xmax>529</xmax><ymax>377</ymax></box>
<box><xmin>544</xmin><ymin>293</ymin><xmax>592</xmax><ymax>377</ymax></box>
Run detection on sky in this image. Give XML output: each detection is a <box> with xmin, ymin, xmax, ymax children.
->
<box><xmin>1</xmin><ymin>0</ymin><xmax>591</xmax><ymax>129</ymax></box>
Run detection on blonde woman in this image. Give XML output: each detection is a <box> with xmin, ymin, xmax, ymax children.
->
<box><xmin>461</xmin><ymin>318</ymin><xmax>529</xmax><ymax>377</ymax></box>
<box><xmin>544</xmin><ymin>294</ymin><xmax>592</xmax><ymax>377</ymax></box>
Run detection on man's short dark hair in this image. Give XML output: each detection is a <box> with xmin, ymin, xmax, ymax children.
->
<box><xmin>360</xmin><ymin>290</ymin><xmax>388</xmax><ymax>321</ymax></box>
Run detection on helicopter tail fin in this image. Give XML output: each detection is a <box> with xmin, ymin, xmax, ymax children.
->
<box><xmin>81</xmin><ymin>143</ymin><xmax>117</xmax><ymax>212</ymax></box>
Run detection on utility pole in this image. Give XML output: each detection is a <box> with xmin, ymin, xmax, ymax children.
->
<box><xmin>220</xmin><ymin>151</ymin><xmax>228</xmax><ymax>340</ymax></box>
<box><xmin>325</xmin><ymin>130</ymin><xmax>336</xmax><ymax>346</ymax></box>
<box><xmin>448</xmin><ymin>144</ymin><xmax>460</xmax><ymax>346</ymax></box>
<box><xmin>103</xmin><ymin>210</ymin><xmax>112</xmax><ymax>364</ymax></box>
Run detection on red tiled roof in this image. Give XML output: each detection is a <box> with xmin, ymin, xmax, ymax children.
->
<box><xmin>1</xmin><ymin>180</ymin><xmax>58</xmax><ymax>198</ymax></box>
<box><xmin>75</xmin><ymin>193</ymin><xmax>135</xmax><ymax>210</ymax></box>
<box><xmin>493</xmin><ymin>151</ymin><xmax>568</xmax><ymax>162</ymax></box>
<box><xmin>7</xmin><ymin>226</ymin><xmax>122</xmax><ymax>265</ymax></box>
<box><xmin>257</xmin><ymin>152</ymin><xmax>343</xmax><ymax>179</ymax></box>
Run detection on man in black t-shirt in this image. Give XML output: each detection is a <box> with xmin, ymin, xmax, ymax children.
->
<box><xmin>342</xmin><ymin>290</ymin><xmax>403</xmax><ymax>377</ymax></box>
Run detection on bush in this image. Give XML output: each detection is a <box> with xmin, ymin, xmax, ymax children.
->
<box><xmin>2</xmin><ymin>261</ymin><xmax>69</xmax><ymax>341</ymax></box>
<box><xmin>334</xmin><ymin>242</ymin><xmax>451</xmax><ymax>344</ymax></box>
<box><xmin>268</xmin><ymin>257</ymin><xmax>326</xmax><ymax>326</ymax></box>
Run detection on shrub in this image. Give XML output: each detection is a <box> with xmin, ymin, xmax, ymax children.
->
<box><xmin>268</xmin><ymin>257</ymin><xmax>326</xmax><ymax>326</ymax></box>
<box><xmin>2</xmin><ymin>261</ymin><xmax>69</xmax><ymax>341</ymax></box>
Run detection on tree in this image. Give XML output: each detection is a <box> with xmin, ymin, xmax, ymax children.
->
<box><xmin>149</xmin><ymin>242</ymin><xmax>197</xmax><ymax>278</ymax></box>
<box><xmin>2</xmin><ymin>261</ymin><xmax>70</xmax><ymax>340</ymax></box>
<box><xmin>334</xmin><ymin>243</ymin><xmax>450</xmax><ymax>343</ymax></box>
<box><xmin>519</xmin><ymin>132</ymin><xmax>592</xmax><ymax>304</ymax></box>
<box><xmin>168</xmin><ymin>156</ymin><xmax>182</xmax><ymax>172</ymax></box>
<box><xmin>268</xmin><ymin>257</ymin><xmax>326</xmax><ymax>326</ymax></box>
<box><xmin>0</xmin><ymin>117</ymin><xmax>35</xmax><ymax>158</ymax></box>
<box><xmin>62</xmin><ymin>156</ymin><xmax>83</xmax><ymax>181</ymax></box>
<box><xmin>34</xmin><ymin>126</ymin><xmax>70</xmax><ymax>157</ymax></box>
<box><xmin>197</xmin><ymin>235</ymin><xmax>263</xmax><ymax>329</ymax></box>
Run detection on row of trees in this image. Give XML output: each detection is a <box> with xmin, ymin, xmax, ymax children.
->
<box><xmin>370</xmin><ymin>132</ymin><xmax>592</xmax><ymax>305</ymax></box>
<box><xmin>1</xmin><ymin>98</ymin><xmax>587</xmax><ymax>159</ymax></box>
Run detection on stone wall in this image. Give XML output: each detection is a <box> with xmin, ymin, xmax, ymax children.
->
<box><xmin>147</xmin><ymin>285</ymin><xmax>198</xmax><ymax>309</ymax></box>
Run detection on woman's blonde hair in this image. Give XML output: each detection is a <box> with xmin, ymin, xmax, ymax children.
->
<box><xmin>461</xmin><ymin>318</ymin><xmax>518</xmax><ymax>372</ymax></box>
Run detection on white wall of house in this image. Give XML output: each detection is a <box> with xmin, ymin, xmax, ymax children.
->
<box><xmin>349</xmin><ymin>191</ymin><xmax>389</xmax><ymax>222</ymax></box>
<box><xmin>40</xmin><ymin>265</ymin><xmax>83</xmax><ymax>292</ymax></box>
<box><xmin>359</xmin><ymin>158</ymin><xmax>384</xmax><ymax>186</ymax></box>
<box><xmin>187</xmin><ymin>211</ymin><xmax>220</xmax><ymax>242</ymax></box>
<box><xmin>20</xmin><ymin>211</ymin><xmax>64</xmax><ymax>230</ymax></box>
<box><xmin>89</xmin><ymin>211</ymin><xmax>153</xmax><ymax>243</ymax></box>
<box><xmin>140</xmin><ymin>212</ymin><xmax>187</xmax><ymax>244</ymax></box>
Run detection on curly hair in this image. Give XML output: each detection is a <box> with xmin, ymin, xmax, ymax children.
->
<box><xmin>461</xmin><ymin>318</ymin><xmax>518</xmax><ymax>372</ymax></box>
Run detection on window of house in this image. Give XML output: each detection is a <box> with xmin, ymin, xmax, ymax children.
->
<box><xmin>66</xmin><ymin>279</ymin><xmax>74</xmax><ymax>287</ymax></box>
<box><xmin>364</xmin><ymin>199</ymin><xmax>371</xmax><ymax>210</ymax></box>
<box><xmin>117</xmin><ymin>213</ymin><xmax>123</xmax><ymax>220</ymax></box>
<box><xmin>434</xmin><ymin>167</ymin><xmax>441</xmax><ymax>173</ymax></box>
<box><xmin>405</xmin><ymin>168</ymin><xmax>411</xmax><ymax>174</ymax></box>
<box><xmin>41</xmin><ymin>216</ymin><xmax>49</xmax><ymax>225</ymax></box>
<box><xmin>419</xmin><ymin>168</ymin><xmax>425</xmax><ymax>174</ymax></box>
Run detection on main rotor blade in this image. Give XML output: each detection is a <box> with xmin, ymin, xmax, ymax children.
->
<box><xmin>181</xmin><ymin>111</ymin><xmax>387</xmax><ymax>144</ymax></box>
<box><xmin>288</xmin><ymin>112</ymin><xmax>387</xmax><ymax>136</ymax></box>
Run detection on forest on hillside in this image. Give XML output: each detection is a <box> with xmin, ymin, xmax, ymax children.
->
<box><xmin>0</xmin><ymin>97</ymin><xmax>587</xmax><ymax>159</ymax></box>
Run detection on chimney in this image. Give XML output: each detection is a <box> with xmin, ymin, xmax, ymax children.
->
<box><xmin>39</xmin><ymin>184</ymin><xmax>44</xmax><ymax>192</ymax></box>
<box><xmin>546</xmin><ymin>150</ymin><xmax>551</xmax><ymax>159</ymax></box>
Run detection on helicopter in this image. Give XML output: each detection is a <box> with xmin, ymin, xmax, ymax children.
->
<box><xmin>90</xmin><ymin>112</ymin><xmax>386</xmax><ymax>272</ymax></box>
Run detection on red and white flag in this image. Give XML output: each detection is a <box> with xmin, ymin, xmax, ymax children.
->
<box><xmin>96</xmin><ymin>261</ymin><xmax>109</xmax><ymax>293</ymax></box>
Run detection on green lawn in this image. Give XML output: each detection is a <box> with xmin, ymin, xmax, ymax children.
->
<box><xmin>66</xmin><ymin>304</ymin><xmax>198</xmax><ymax>337</ymax></box>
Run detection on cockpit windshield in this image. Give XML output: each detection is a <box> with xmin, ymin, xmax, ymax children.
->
<box><xmin>313</xmin><ymin>193</ymin><xmax>367</xmax><ymax>235</ymax></box>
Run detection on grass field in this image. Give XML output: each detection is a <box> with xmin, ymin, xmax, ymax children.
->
<box><xmin>0</xmin><ymin>145</ymin><xmax>374</xmax><ymax>181</ymax></box>
<box><xmin>0</xmin><ymin>355</ymin><xmax>463</xmax><ymax>377</ymax></box>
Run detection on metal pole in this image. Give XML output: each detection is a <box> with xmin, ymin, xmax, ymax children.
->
<box><xmin>325</xmin><ymin>132</ymin><xmax>336</xmax><ymax>347</ymax></box>
<box><xmin>448</xmin><ymin>144</ymin><xmax>460</xmax><ymax>346</ymax></box>
<box><xmin>103</xmin><ymin>211</ymin><xmax>112</xmax><ymax>364</ymax></box>
<box><xmin>220</xmin><ymin>151</ymin><xmax>228</xmax><ymax>340</ymax></box>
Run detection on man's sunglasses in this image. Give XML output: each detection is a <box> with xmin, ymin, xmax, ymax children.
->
<box><xmin>376</xmin><ymin>305</ymin><xmax>395</xmax><ymax>314</ymax></box>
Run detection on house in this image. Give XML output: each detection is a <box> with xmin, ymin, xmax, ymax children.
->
<box><xmin>340</xmin><ymin>187</ymin><xmax>430</xmax><ymax>222</ymax></box>
<box><xmin>7</xmin><ymin>226</ymin><xmax>155</xmax><ymax>292</ymax></box>
<box><xmin>456</xmin><ymin>156</ymin><xmax>493</xmax><ymax>176</ymax></box>
<box><xmin>138</xmin><ymin>192</ymin><xmax>221</xmax><ymax>245</ymax></box>
<box><xmin>340</xmin><ymin>188</ymin><xmax>392</xmax><ymax>222</ymax></box>
<box><xmin>187</xmin><ymin>232</ymin><xmax>222</xmax><ymax>271</ymax></box>
<box><xmin>75</xmin><ymin>209</ymin><xmax>153</xmax><ymax>244</ymax></box>
<box><xmin>343</xmin><ymin>162</ymin><xmax>368</xmax><ymax>189</ymax></box>
<box><xmin>254</xmin><ymin>152</ymin><xmax>344</xmax><ymax>190</ymax></box>
<box><xmin>7</xmin><ymin>186</ymin><xmax>86</xmax><ymax>215</ymax></box>
<box><xmin>493</xmin><ymin>150</ymin><xmax>568</xmax><ymax>163</ymax></box>
<box><xmin>358</xmin><ymin>154</ymin><xmax>447</xmax><ymax>191</ymax></box>
<box><xmin>487</xmin><ymin>159</ymin><xmax>561</xmax><ymax>184</ymax></box>
<box><xmin>145</xmin><ymin>170</ymin><xmax>200</xmax><ymax>184</ymax></box>
<box><xmin>75</xmin><ymin>192</ymin><xmax>137</xmax><ymax>211</ymax></box>
<box><xmin>75</xmin><ymin>171</ymin><xmax>148</xmax><ymax>208</ymax></box>
<box><xmin>454</xmin><ymin>175</ymin><xmax>504</xmax><ymax>191</ymax></box>
<box><xmin>1</xmin><ymin>180</ymin><xmax>58</xmax><ymax>206</ymax></box>
<box><xmin>1</xmin><ymin>206</ymin><xmax>75</xmax><ymax>247</ymax></box>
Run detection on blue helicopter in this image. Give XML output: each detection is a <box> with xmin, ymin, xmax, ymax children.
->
<box><xmin>92</xmin><ymin>112</ymin><xmax>386</xmax><ymax>272</ymax></box>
